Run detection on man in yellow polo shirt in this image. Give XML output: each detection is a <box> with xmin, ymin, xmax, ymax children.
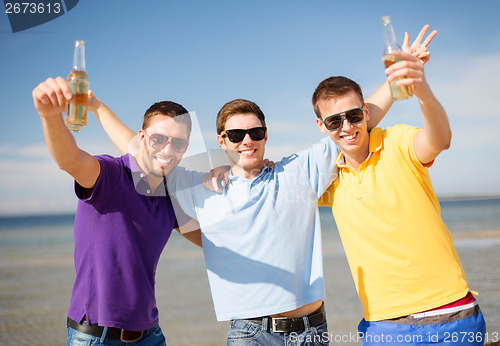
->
<box><xmin>313</xmin><ymin>51</ymin><xmax>486</xmax><ymax>345</ymax></box>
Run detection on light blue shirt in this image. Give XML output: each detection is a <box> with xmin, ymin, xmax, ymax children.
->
<box><xmin>167</xmin><ymin>137</ymin><xmax>338</xmax><ymax>321</ymax></box>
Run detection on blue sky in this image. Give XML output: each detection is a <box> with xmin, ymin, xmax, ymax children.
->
<box><xmin>1</xmin><ymin>0</ymin><xmax>499</xmax><ymax>216</ymax></box>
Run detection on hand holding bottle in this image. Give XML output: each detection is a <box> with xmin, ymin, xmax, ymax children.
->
<box><xmin>384</xmin><ymin>50</ymin><xmax>432</xmax><ymax>101</ymax></box>
<box><xmin>33</xmin><ymin>77</ymin><xmax>73</xmax><ymax>121</ymax></box>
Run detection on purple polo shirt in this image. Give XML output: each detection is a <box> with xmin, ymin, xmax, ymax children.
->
<box><xmin>67</xmin><ymin>154</ymin><xmax>177</xmax><ymax>331</ymax></box>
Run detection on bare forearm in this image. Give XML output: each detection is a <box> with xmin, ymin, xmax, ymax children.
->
<box><xmin>33</xmin><ymin>77</ymin><xmax>101</xmax><ymax>188</ymax></box>
<box><xmin>41</xmin><ymin>113</ymin><xmax>82</xmax><ymax>173</ymax></box>
<box><xmin>419</xmin><ymin>89</ymin><xmax>451</xmax><ymax>153</ymax></box>
<box><xmin>178</xmin><ymin>228</ymin><xmax>203</xmax><ymax>248</ymax></box>
<box><xmin>91</xmin><ymin>98</ymin><xmax>135</xmax><ymax>155</ymax></box>
<box><xmin>366</xmin><ymin>80</ymin><xmax>393</xmax><ymax>130</ymax></box>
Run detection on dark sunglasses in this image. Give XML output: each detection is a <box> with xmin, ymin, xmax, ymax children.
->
<box><xmin>144</xmin><ymin>132</ymin><xmax>189</xmax><ymax>153</ymax></box>
<box><xmin>322</xmin><ymin>107</ymin><xmax>365</xmax><ymax>131</ymax></box>
<box><xmin>220</xmin><ymin>127</ymin><xmax>267</xmax><ymax>143</ymax></box>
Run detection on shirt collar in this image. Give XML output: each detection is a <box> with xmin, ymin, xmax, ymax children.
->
<box><xmin>228</xmin><ymin>165</ymin><xmax>270</xmax><ymax>183</ymax></box>
<box><xmin>336</xmin><ymin>128</ymin><xmax>383</xmax><ymax>169</ymax></box>
<box><xmin>126</xmin><ymin>153</ymin><xmax>167</xmax><ymax>197</ymax></box>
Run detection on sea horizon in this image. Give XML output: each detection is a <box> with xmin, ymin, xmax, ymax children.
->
<box><xmin>1</xmin><ymin>194</ymin><xmax>500</xmax><ymax>220</ymax></box>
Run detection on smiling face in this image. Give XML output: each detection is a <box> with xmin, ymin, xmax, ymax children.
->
<box><xmin>137</xmin><ymin>114</ymin><xmax>189</xmax><ymax>179</ymax></box>
<box><xmin>217</xmin><ymin>113</ymin><xmax>267</xmax><ymax>180</ymax></box>
<box><xmin>316</xmin><ymin>90</ymin><xmax>371</xmax><ymax>168</ymax></box>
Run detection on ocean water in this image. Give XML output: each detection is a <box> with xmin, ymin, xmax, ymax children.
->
<box><xmin>1</xmin><ymin>198</ymin><xmax>499</xmax><ymax>345</ymax></box>
<box><xmin>1</xmin><ymin>198</ymin><xmax>499</xmax><ymax>245</ymax></box>
<box><xmin>319</xmin><ymin>197</ymin><xmax>500</xmax><ymax>237</ymax></box>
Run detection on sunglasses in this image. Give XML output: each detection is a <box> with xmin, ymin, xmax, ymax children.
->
<box><xmin>144</xmin><ymin>132</ymin><xmax>189</xmax><ymax>153</ymax></box>
<box><xmin>321</xmin><ymin>107</ymin><xmax>365</xmax><ymax>131</ymax></box>
<box><xmin>220</xmin><ymin>127</ymin><xmax>267</xmax><ymax>143</ymax></box>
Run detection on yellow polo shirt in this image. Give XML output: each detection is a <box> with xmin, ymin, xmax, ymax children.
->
<box><xmin>320</xmin><ymin>125</ymin><xmax>469</xmax><ymax>321</ymax></box>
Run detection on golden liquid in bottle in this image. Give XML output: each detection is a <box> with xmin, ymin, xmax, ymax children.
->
<box><xmin>383</xmin><ymin>54</ymin><xmax>414</xmax><ymax>101</ymax></box>
<box><xmin>66</xmin><ymin>70</ymin><xmax>89</xmax><ymax>132</ymax></box>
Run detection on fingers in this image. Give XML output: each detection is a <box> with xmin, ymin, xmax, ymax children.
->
<box><xmin>33</xmin><ymin>77</ymin><xmax>71</xmax><ymax>109</ymax></box>
<box><xmin>402</xmin><ymin>32</ymin><xmax>410</xmax><ymax>51</ymax></box>
<box><xmin>422</xmin><ymin>30</ymin><xmax>437</xmax><ymax>47</ymax></box>
<box><xmin>34</xmin><ymin>79</ymin><xmax>62</xmax><ymax>108</ymax></box>
<box><xmin>390</xmin><ymin>50</ymin><xmax>419</xmax><ymax>62</ymax></box>
<box><xmin>385</xmin><ymin>54</ymin><xmax>423</xmax><ymax>81</ymax></box>
<box><xmin>202</xmin><ymin>171</ymin><xmax>222</xmax><ymax>193</ymax></box>
<box><xmin>55</xmin><ymin>76</ymin><xmax>73</xmax><ymax>99</ymax></box>
<box><xmin>414</xmin><ymin>24</ymin><xmax>430</xmax><ymax>46</ymax></box>
<box><xmin>32</xmin><ymin>84</ymin><xmax>50</xmax><ymax>105</ymax></box>
<box><xmin>265</xmin><ymin>160</ymin><xmax>275</xmax><ymax>169</ymax></box>
<box><xmin>417</xmin><ymin>51</ymin><xmax>431</xmax><ymax>64</ymax></box>
<box><xmin>212</xmin><ymin>175</ymin><xmax>222</xmax><ymax>192</ymax></box>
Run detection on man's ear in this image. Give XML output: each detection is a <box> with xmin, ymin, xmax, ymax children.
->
<box><xmin>316</xmin><ymin>118</ymin><xmax>328</xmax><ymax>135</ymax></box>
<box><xmin>217</xmin><ymin>135</ymin><xmax>226</xmax><ymax>150</ymax></box>
<box><xmin>138</xmin><ymin>129</ymin><xmax>146</xmax><ymax>144</ymax></box>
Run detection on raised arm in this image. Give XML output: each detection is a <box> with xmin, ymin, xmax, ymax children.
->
<box><xmin>33</xmin><ymin>77</ymin><xmax>100</xmax><ymax>188</ymax></box>
<box><xmin>385</xmin><ymin>50</ymin><xmax>450</xmax><ymax>164</ymax></box>
<box><xmin>88</xmin><ymin>92</ymin><xmax>135</xmax><ymax>155</ymax></box>
<box><xmin>366</xmin><ymin>25</ymin><xmax>437</xmax><ymax>130</ymax></box>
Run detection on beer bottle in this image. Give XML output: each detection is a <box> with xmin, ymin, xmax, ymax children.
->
<box><xmin>381</xmin><ymin>16</ymin><xmax>413</xmax><ymax>101</ymax></box>
<box><xmin>66</xmin><ymin>40</ymin><xmax>89</xmax><ymax>132</ymax></box>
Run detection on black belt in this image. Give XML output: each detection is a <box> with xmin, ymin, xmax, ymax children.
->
<box><xmin>248</xmin><ymin>304</ymin><xmax>326</xmax><ymax>333</ymax></box>
<box><xmin>67</xmin><ymin>317</ymin><xmax>149</xmax><ymax>343</ymax></box>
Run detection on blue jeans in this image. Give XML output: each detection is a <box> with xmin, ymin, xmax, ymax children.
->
<box><xmin>227</xmin><ymin>318</ymin><xmax>329</xmax><ymax>345</ymax></box>
<box><xmin>66</xmin><ymin>323</ymin><xmax>166</xmax><ymax>346</ymax></box>
<box><xmin>358</xmin><ymin>305</ymin><xmax>486</xmax><ymax>346</ymax></box>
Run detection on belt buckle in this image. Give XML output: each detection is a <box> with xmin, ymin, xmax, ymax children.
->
<box><xmin>120</xmin><ymin>329</ymin><xmax>143</xmax><ymax>343</ymax></box>
<box><xmin>271</xmin><ymin>317</ymin><xmax>288</xmax><ymax>333</ymax></box>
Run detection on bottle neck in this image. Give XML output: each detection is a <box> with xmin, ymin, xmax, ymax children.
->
<box><xmin>381</xmin><ymin>17</ymin><xmax>400</xmax><ymax>54</ymax></box>
<box><xmin>73</xmin><ymin>41</ymin><xmax>86</xmax><ymax>71</ymax></box>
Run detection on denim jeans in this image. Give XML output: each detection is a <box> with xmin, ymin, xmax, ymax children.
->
<box><xmin>358</xmin><ymin>306</ymin><xmax>486</xmax><ymax>346</ymax></box>
<box><xmin>66</xmin><ymin>323</ymin><xmax>166</xmax><ymax>346</ymax></box>
<box><xmin>227</xmin><ymin>317</ymin><xmax>329</xmax><ymax>345</ymax></box>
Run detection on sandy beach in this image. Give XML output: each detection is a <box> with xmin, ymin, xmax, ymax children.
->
<box><xmin>1</xmin><ymin>229</ymin><xmax>499</xmax><ymax>345</ymax></box>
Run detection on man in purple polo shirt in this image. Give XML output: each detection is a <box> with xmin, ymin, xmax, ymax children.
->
<box><xmin>33</xmin><ymin>76</ymin><xmax>197</xmax><ymax>345</ymax></box>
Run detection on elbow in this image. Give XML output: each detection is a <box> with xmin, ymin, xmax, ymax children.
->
<box><xmin>442</xmin><ymin>130</ymin><xmax>452</xmax><ymax>151</ymax></box>
<box><xmin>59</xmin><ymin>163</ymin><xmax>78</xmax><ymax>177</ymax></box>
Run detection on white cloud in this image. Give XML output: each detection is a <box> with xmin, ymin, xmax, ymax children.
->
<box><xmin>0</xmin><ymin>138</ymin><xmax>122</xmax><ymax>216</ymax></box>
<box><xmin>0</xmin><ymin>157</ymin><xmax>76</xmax><ymax>216</ymax></box>
<box><xmin>0</xmin><ymin>143</ymin><xmax>51</xmax><ymax>159</ymax></box>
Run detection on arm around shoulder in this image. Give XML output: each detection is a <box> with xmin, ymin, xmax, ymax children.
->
<box><xmin>88</xmin><ymin>92</ymin><xmax>136</xmax><ymax>155</ymax></box>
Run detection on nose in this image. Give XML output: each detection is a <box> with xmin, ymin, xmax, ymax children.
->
<box><xmin>241</xmin><ymin>133</ymin><xmax>254</xmax><ymax>144</ymax></box>
<box><xmin>159</xmin><ymin>139</ymin><xmax>176</xmax><ymax>154</ymax></box>
<box><xmin>340</xmin><ymin>115</ymin><xmax>354</xmax><ymax>131</ymax></box>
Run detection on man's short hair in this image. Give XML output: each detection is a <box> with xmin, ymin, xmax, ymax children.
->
<box><xmin>143</xmin><ymin>101</ymin><xmax>192</xmax><ymax>135</ymax></box>
<box><xmin>216</xmin><ymin>99</ymin><xmax>266</xmax><ymax>135</ymax></box>
<box><xmin>312</xmin><ymin>76</ymin><xmax>365</xmax><ymax>118</ymax></box>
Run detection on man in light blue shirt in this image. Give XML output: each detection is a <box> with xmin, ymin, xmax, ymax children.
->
<box><xmin>168</xmin><ymin>99</ymin><xmax>337</xmax><ymax>328</ymax></box>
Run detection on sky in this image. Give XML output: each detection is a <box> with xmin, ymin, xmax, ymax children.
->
<box><xmin>1</xmin><ymin>0</ymin><xmax>499</xmax><ymax>216</ymax></box>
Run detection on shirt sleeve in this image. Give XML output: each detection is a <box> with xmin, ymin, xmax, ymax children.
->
<box><xmin>391</xmin><ymin>125</ymin><xmax>434</xmax><ymax>174</ymax></box>
<box><xmin>295</xmin><ymin>136</ymin><xmax>339</xmax><ymax>198</ymax></box>
<box><xmin>166</xmin><ymin>166</ymin><xmax>207</xmax><ymax>220</ymax></box>
<box><xmin>74</xmin><ymin>155</ymin><xmax>120</xmax><ymax>205</ymax></box>
<box><xmin>318</xmin><ymin>182</ymin><xmax>335</xmax><ymax>207</ymax></box>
